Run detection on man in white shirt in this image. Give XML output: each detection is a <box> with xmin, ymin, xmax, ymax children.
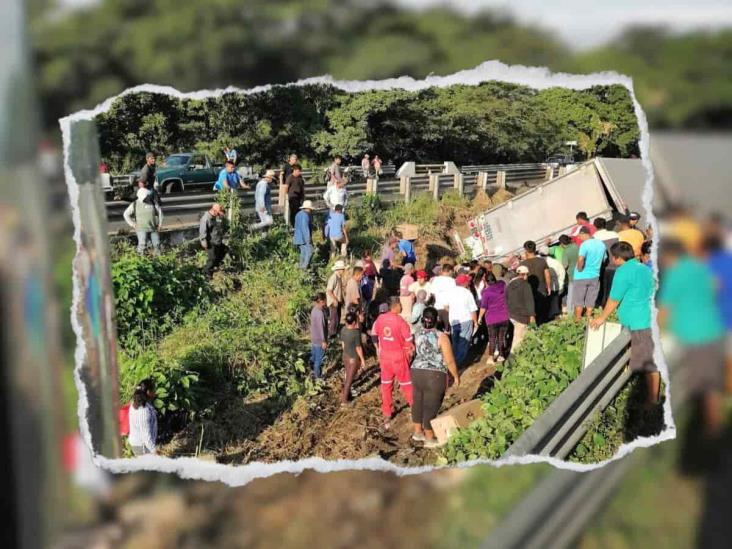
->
<box><xmin>593</xmin><ymin>217</ymin><xmax>619</xmax><ymax>249</ymax></box>
<box><xmin>540</xmin><ymin>246</ymin><xmax>566</xmax><ymax>319</ymax></box>
<box><xmin>251</xmin><ymin>169</ymin><xmax>274</xmax><ymax>230</ymax></box>
<box><xmin>447</xmin><ymin>274</ymin><xmax>479</xmax><ymax>367</ymax></box>
<box><xmin>408</xmin><ymin>270</ymin><xmax>432</xmax><ymax>301</ymax></box>
<box><xmin>430</xmin><ymin>263</ymin><xmax>457</xmax><ymax>331</ymax></box>
<box><xmin>323</xmin><ymin>178</ymin><xmax>348</xmax><ymax>211</ymax></box>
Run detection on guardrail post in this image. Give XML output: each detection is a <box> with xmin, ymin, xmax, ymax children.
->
<box><xmin>456</xmin><ymin>173</ymin><xmax>464</xmax><ymax>197</ymax></box>
<box><xmin>558</xmin><ymin>166</ymin><xmax>568</xmax><ymax>177</ymax></box>
<box><xmin>432</xmin><ymin>175</ymin><xmax>440</xmax><ymax>201</ymax></box>
<box><xmin>284</xmin><ymin>199</ymin><xmax>290</xmax><ymax>227</ymax></box>
<box><xmin>428</xmin><ymin>173</ymin><xmax>438</xmax><ymax>191</ymax></box>
<box><xmin>479</xmin><ymin>171</ymin><xmax>488</xmax><ymax>192</ymax></box>
<box><xmin>366</xmin><ymin>177</ymin><xmax>374</xmax><ymax>193</ymax></box>
<box><xmin>404</xmin><ymin>176</ymin><xmax>412</xmax><ymax>203</ymax></box>
<box><xmin>399</xmin><ymin>176</ymin><xmax>408</xmax><ymax>194</ymax></box>
<box><xmin>496</xmin><ymin>170</ymin><xmax>506</xmax><ymax>191</ymax></box>
<box><xmin>278</xmin><ymin>183</ymin><xmax>286</xmax><ymax>207</ymax></box>
<box><xmin>453</xmin><ymin>173</ymin><xmax>460</xmax><ymax>189</ymax></box>
<box><xmin>545</xmin><ymin>166</ymin><xmax>553</xmax><ymax>181</ymax></box>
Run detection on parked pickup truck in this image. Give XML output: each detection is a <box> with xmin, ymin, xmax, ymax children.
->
<box><xmin>105</xmin><ymin>152</ymin><xmax>256</xmax><ymax>199</ymax></box>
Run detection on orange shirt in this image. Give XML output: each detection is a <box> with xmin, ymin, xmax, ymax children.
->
<box><xmin>618</xmin><ymin>229</ymin><xmax>645</xmax><ymax>257</ymax></box>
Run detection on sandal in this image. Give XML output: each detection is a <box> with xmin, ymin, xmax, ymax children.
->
<box><xmin>412</xmin><ymin>432</ymin><xmax>426</xmax><ymax>442</ymax></box>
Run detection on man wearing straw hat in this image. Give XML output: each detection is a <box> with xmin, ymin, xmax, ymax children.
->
<box><xmin>293</xmin><ymin>200</ymin><xmax>314</xmax><ymax>270</ymax></box>
<box><xmin>251</xmin><ymin>169</ymin><xmax>274</xmax><ymax>230</ymax></box>
<box><xmin>326</xmin><ymin>259</ymin><xmax>347</xmax><ymax>338</ymax></box>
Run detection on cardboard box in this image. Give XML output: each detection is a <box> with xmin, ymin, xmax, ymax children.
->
<box><xmin>396</xmin><ymin>223</ymin><xmax>419</xmax><ymax>241</ymax></box>
<box><xmin>430</xmin><ymin>399</ymin><xmax>484</xmax><ymax>445</ymax></box>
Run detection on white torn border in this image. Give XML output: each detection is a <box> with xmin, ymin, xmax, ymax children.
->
<box><xmin>60</xmin><ymin>60</ymin><xmax>675</xmax><ymax>484</ymax></box>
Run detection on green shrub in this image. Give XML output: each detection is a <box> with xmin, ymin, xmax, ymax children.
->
<box><xmin>118</xmin><ymin>351</ymin><xmax>202</xmax><ymax>418</ymax></box>
<box><xmin>111</xmin><ymin>249</ymin><xmax>213</xmax><ymax>352</ymax></box>
<box><xmin>439</xmin><ymin>319</ymin><xmax>585</xmax><ymax>463</ymax></box>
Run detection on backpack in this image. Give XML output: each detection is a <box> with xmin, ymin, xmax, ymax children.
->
<box><xmin>322</xmin><ymin>167</ymin><xmax>332</xmax><ymax>186</ymax></box>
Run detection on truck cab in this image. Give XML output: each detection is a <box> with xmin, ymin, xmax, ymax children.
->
<box><xmin>109</xmin><ymin>152</ymin><xmax>221</xmax><ymax>199</ymax></box>
<box><xmin>155</xmin><ymin>152</ymin><xmax>219</xmax><ymax>193</ymax></box>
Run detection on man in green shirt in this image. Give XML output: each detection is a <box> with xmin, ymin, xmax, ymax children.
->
<box><xmin>591</xmin><ymin>241</ymin><xmax>658</xmax><ymax>405</ymax></box>
<box><xmin>557</xmin><ymin>234</ymin><xmax>579</xmax><ymax>314</ymax></box>
<box><xmin>657</xmin><ymin>239</ymin><xmax>725</xmax><ymax>436</ymax></box>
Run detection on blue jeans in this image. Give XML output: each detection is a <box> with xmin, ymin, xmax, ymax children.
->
<box><xmin>451</xmin><ymin>321</ymin><xmax>474</xmax><ymax>367</ymax></box>
<box><xmin>298</xmin><ymin>243</ymin><xmax>313</xmax><ymax>269</ymax></box>
<box><xmin>136</xmin><ymin>230</ymin><xmax>160</xmax><ymax>255</ymax></box>
<box><xmin>311</xmin><ymin>344</ymin><xmax>325</xmax><ymax>377</ymax></box>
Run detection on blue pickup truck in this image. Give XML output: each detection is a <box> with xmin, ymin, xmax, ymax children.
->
<box><xmin>107</xmin><ymin>152</ymin><xmax>256</xmax><ymax>199</ymax></box>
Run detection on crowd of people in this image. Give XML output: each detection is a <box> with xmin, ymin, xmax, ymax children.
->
<box><xmin>301</xmin><ymin>205</ymin><xmax>675</xmax><ymax>448</ymax></box>
<box><xmin>118</xmin><ymin>150</ymin><xmax>731</xmax><ymax>454</ymax></box>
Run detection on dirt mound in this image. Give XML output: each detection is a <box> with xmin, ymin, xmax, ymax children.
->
<box><xmin>489</xmin><ymin>188</ymin><xmax>515</xmax><ymax>205</ymax></box>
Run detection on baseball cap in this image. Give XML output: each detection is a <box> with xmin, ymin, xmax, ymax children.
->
<box><xmin>629</xmin><ymin>211</ymin><xmax>641</xmax><ymax>221</ymax></box>
<box><xmin>455</xmin><ymin>274</ymin><xmax>471</xmax><ymax>287</ymax></box>
<box><xmin>416</xmin><ymin>270</ymin><xmax>427</xmax><ymax>279</ymax></box>
<box><xmin>516</xmin><ymin>265</ymin><xmax>529</xmax><ymax>275</ymax></box>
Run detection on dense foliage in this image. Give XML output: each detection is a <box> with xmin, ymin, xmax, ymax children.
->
<box><xmin>114</xmin><ymin>222</ymin><xmax>326</xmax><ymax>422</ymax></box>
<box><xmin>95</xmin><ymin>82</ymin><xmax>639</xmax><ymax>173</ymax></box>
<box><xmin>439</xmin><ymin>319</ymin><xmax>586</xmax><ymax>463</ymax></box>
<box><xmin>111</xmin><ymin>246</ymin><xmax>213</xmax><ymax>352</ymax></box>
<box><xmin>33</xmin><ymin>1</ymin><xmax>731</xmax><ymax>132</ymax></box>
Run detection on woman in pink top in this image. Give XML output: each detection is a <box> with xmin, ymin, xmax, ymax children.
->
<box><xmin>399</xmin><ymin>263</ymin><xmax>416</xmax><ymax>320</ymax></box>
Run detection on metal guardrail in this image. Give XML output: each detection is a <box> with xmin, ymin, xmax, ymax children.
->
<box><xmin>484</xmin><ymin>345</ymin><xmax>685</xmax><ymax>549</ymax></box>
<box><xmin>504</xmin><ymin>329</ymin><xmax>632</xmax><ymax>459</ymax></box>
<box><xmin>104</xmin><ymin>163</ymin><xmax>548</xmax><ymax>232</ymax></box>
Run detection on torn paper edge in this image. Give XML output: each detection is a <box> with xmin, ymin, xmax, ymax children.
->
<box><xmin>59</xmin><ymin>59</ymin><xmax>675</xmax><ymax>485</ymax></box>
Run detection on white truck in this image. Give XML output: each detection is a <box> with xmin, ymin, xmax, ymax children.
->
<box><xmin>463</xmin><ymin>157</ymin><xmax>647</xmax><ymax>260</ymax></box>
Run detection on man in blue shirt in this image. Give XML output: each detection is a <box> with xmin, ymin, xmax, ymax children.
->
<box><xmin>573</xmin><ymin>226</ymin><xmax>607</xmax><ymax>320</ymax></box>
<box><xmin>325</xmin><ymin>203</ymin><xmax>348</xmax><ymax>258</ymax></box>
<box><xmin>591</xmin><ymin>241</ymin><xmax>658</xmax><ymax>405</ymax></box>
<box><xmin>397</xmin><ymin>231</ymin><xmax>416</xmax><ymax>265</ymax></box>
<box><xmin>293</xmin><ymin>200</ymin><xmax>314</xmax><ymax>270</ymax></box>
<box><xmin>213</xmin><ymin>160</ymin><xmax>242</xmax><ymax>191</ymax></box>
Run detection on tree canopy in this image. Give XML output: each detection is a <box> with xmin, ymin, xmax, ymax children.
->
<box><xmin>96</xmin><ymin>81</ymin><xmax>640</xmax><ymax>173</ymax></box>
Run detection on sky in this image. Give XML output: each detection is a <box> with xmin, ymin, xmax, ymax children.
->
<box><xmin>55</xmin><ymin>0</ymin><xmax>732</xmax><ymax>50</ymax></box>
<box><xmin>396</xmin><ymin>0</ymin><xmax>732</xmax><ymax>49</ymax></box>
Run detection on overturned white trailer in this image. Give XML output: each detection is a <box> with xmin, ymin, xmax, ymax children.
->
<box><xmin>464</xmin><ymin>157</ymin><xmax>646</xmax><ymax>260</ymax></box>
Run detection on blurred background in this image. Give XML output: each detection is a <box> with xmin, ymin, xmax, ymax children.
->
<box><xmin>2</xmin><ymin>0</ymin><xmax>732</xmax><ymax>548</ymax></box>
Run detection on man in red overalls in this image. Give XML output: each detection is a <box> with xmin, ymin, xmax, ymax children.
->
<box><xmin>372</xmin><ymin>297</ymin><xmax>414</xmax><ymax>429</ymax></box>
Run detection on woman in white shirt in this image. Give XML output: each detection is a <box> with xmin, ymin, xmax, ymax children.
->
<box><xmin>128</xmin><ymin>388</ymin><xmax>158</xmax><ymax>456</ymax></box>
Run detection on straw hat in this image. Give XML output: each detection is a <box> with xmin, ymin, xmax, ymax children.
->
<box><xmin>264</xmin><ymin>169</ymin><xmax>276</xmax><ymax>178</ymax></box>
<box><xmin>300</xmin><ymin>200</ymin><xmax>314</xmax><ymax>210</ymax></box>
<box><xmin>331</xmin><ymin>259</ymin><xmax>347</xmax><ymax>271</ymax></box>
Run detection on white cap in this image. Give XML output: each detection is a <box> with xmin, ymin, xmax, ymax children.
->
<box><xmin>300</xmin><ymin>200</ymin><xmax>314</xmax><ymax>210</ymax></box>
<box><xmin>264</xmin><ymin>169</ymin><xmax>276</xmax><ymax>178</ymax></box>
<box><xmin>516</xmin><ymin>265</ymin><xmax>530</xmax><ymax>274</ymax></box>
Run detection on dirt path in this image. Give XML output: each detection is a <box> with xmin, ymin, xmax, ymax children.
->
<box><xmin>217</xmin><ymin>343</ymin><xmax>496</xmax><ymax>467</ymax></box>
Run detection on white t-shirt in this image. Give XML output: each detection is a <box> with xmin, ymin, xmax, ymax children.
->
<box><xmin>545</xmin><ymin>255</ymin><xmax>566</xmax><ymax>292</ymax></box>
<box><xmin>408</xmin><ymin>280</ymin><xmax>432</xmax><ymax>299</ymax></box>
<box><xmin>430</xmin><ymin>275</ymin><xmax>456</xmax><ymax>310</ymax></box>
<box><xmin>447</xmin><ymin>286</ymin><xmax>478</xmax><ymax>324</ymax></box>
